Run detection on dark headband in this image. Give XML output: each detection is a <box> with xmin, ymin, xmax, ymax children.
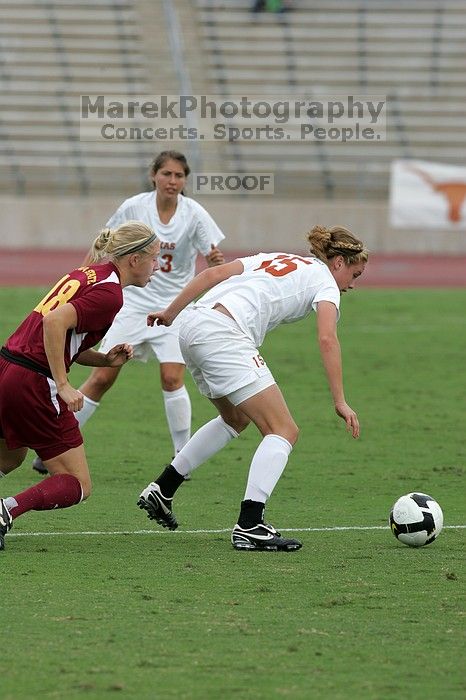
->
<box><xmin>123</xmin><ymin>232</ymin><xmax>157</xmax><ymax>255</ymax></box>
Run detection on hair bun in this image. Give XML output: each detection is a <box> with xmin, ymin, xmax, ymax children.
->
<box><xmin>307</xmin><ymin>224</ymin><xmax>367</xmax><ymax>264</ymax></box>
<box><xmin>100</xmin><ymin>227</ymin><xmax>112</xmax><ymax>243</ymax></box>
<box><xmin>311</xmin><ymin>225</ymin><xmax>329</xmax><ymax>236</ymax></box>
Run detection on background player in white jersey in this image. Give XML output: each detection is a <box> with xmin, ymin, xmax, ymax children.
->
<box><xmin>137</xmin><ymin>225</ymin><xmax>368</xmax><ymax>552</ymax></box>
<box><xmin>32</xmin><ymin>151</ymin><xmax>225</xmax><ymax>475</ymax></box>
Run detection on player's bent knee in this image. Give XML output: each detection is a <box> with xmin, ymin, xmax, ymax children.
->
<box><xmin>75</xmin><ymin>473</ymin><xmax>92</xmax><ymax>500</ymax></box>
<box><xmin>285</xmin><ymin>423</ymin><xmax>299</xmax><ymax>446</ymax></box>
<box><xmin>80</xmin><ymin>482</ymin><xmax>92</xmax><ymax>500</ymax></box>
<box><xmin>161</xmin><ymin>375</ymin><xmax>184</xmax><ymax>392</ymax></box>
<box><xmin>233</xmin><ymin>415</ymin><xmax>251</xmax><ymax>433</ymax></box>
<box><xmin>0</xmin><ymin>452</ymin><xmax>27</xmax><ymax>473</ymax></box>
<box><xmin>222</xmin><ymin>409</ymin><xmax>250</xmax><ymax>434</ymax></box>
<box><xmin>91</xmin><ymin>375</ymin><xmax>116</xmax><ymax>395</ymax></box>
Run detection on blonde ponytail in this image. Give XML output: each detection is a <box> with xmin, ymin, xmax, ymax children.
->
<box><xmin>89</xmin><ymin>221</ymin><xmax>158</xmax><ymax>263</ymax></box>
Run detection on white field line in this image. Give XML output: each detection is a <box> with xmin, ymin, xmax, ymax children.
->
<box><xmin>8</xmin><ymin>524</ymin><xmax>466</xmax><ymax>538</ymax></box>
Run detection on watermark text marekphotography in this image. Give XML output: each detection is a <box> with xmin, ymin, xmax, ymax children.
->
<box><xmin>192</xmin><ymin>173</ymin><xmax>274</xmax><ymax>195</ymax></box>
<box><xmin>79</xmin><ymin>94</ymin><xmax>386</xmax><ymax>142</ymax></box>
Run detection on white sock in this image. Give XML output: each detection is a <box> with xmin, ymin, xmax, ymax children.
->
<box><xmin>244</xmin><ymin>434</ymin><xmax>293</xmax><ymax>502</ymax></box>
<box><xmin>172</xmin><ymin>416</ymin><xmax>239</xmax><ymax>477</ymax></box>
<box><xmin>75</xmin><ymin>395</ymin><xmax>100</xmax><ymax>428</ymax></box>
<box><xmin>0</xmin><ymin>471</ymin><xmax>5</xmax><ymax>478</ymax></box>
<box><xmin>4</xmin><ymin>496</ymin><xmax>17</xmax><ymax>510</ymax></box>
<box><xmin>163</xmin><ymin>386</ymin><xmax>192</xmax><ymax>455</ymax></box>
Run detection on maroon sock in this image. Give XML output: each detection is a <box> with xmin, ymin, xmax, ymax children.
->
<box><xmin>9</xmin><ymin>473</ymin><xmax>83</xmax><ymax>519</ymax></box>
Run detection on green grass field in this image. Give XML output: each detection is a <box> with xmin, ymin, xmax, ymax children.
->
<box><xmin>0</xmin><ymin>287</ymin><xmax>465</xmax><ymax>700</ymax></box>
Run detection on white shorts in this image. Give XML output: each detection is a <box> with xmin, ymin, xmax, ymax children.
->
<box><xmin>99</xmin><ymin>304</ymin><xmax>185</xmax><ymax>364</ymax></box>
<box><xmin>179</xmin><ymin>307</ymin><xmax>275</xmax><ymax>406</ymax></box>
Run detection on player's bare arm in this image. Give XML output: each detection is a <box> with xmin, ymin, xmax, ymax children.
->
<box><xmin>316</xmin><ymin>300</ymin><xmax>360</xmax><ymax>438</ymax></box>
<box><xmin>76</xmin><ymin>344</ymin><xmax>133</xmax><ymax>367</ymax></box>
<box><xmin>148</xmin><ymin>259</ymin><xmax>244</xmax><ymax>327</ymax></box>
<box><xmin>42</xmin><ymin>303</ymin><xmax>84</xmax><ymax>412</ymax></box>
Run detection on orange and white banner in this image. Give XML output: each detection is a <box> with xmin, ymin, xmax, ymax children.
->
<box><xmin>390</xmin><ymin>159</ymin><xmax>466</xmax><ymax>229</ymax></box>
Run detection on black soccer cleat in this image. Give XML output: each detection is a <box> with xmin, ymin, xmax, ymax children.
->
<box><xmin>137</xmin><ymin>482</ymin><xmax>178</xmax><ymax>531</ymax></box>
<box><xmin>0</xmin><ymin>499</ymin><xmax>13</xmax><ymax>551</ymax></box>
<box><xmin>231</xmin><ymin>522</ymin><xmax>302</xmax><ymax>552</ymax></box>
<box><xmin>32</xmin><ymin>456</ymin><xmax>48</xmax><ymax>475</ymax></box>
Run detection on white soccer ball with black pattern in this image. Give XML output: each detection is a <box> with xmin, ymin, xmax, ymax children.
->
<box><xmin>389</xmin><ymin>492</ymin><xmax>443</xmax><ymax>547</ymax></box>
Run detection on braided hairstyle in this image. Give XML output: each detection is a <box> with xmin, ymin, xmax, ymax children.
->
<box><xmin>89</xmin><ymin>221</ymin><xmax>157</xmax><ymax>263</ymax></box>
<box><xmin>307</xmin><ymin>225</ymin><xmax>368</xmax><ymax>266</ymax></box>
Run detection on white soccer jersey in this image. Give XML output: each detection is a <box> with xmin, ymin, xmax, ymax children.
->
<box><xmin>107</xmin><ymin>191</ymin><xmax>225</xmax><ymax>314</ymax></box>
<box><xmin>196</xmin><ymin>252</ymin><xmax>341</xmax><ymax>347</ymax></box>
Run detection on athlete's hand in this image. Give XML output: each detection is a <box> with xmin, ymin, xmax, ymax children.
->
<box><xmin>57</xmin><ymin>383</ymin><xmax>84</xmax><ymax>413</ymax></box>
<box><xmin>206</xmin><ymin>244</ymin><xmax>224</xmax><ymax>267</ymax></box>
<box><xmin>106</xmin><ymin>343</ymin><xmax>133</xmax><ymax>367</ymax></box>
<box><xmin>334</xmin><ymin>401</ymin><xmax>360</xmax><ymax>439</ymax></box>
<box><xmin>147</xmin><ymin>310</ymin><xmax>173</xmax><ymax>327</ymax></box>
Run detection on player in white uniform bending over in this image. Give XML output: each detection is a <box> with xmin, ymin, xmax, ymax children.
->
<box><xmin>31</xmin><ymin>151</ymin><xmax>225</xmax><ymax>475</ymax></box>
<box><xmin>137</xmin><ymin>225</ymin><xmax>368</xmax><ymax>552</ymax></box>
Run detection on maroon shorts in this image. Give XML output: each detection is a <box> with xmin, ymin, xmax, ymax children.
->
<box><xmin>0</xmin><ymin>357</ymin><xmax>83</xmax><ymax>460</ymax></box>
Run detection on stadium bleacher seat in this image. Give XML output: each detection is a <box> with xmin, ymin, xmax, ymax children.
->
<box><xmin>1</xmin><ymin>0</ymin><xmax>465</xmax><ymax>199</ymax></box>
<box><xmin>195</xmin><ymin>0</ymin><xmax>466</xmax><ymax>198</ymax></box>
<box><xmin>0</xmin><ymin>0</ymin><xmax>152</xmax><ymax>195</ymax></box>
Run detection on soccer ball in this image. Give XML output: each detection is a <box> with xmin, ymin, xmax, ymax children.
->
<box><xmin>389</xmin><ymin>492</ymin><xmax>443</xmax><ymax>547</ymax></box>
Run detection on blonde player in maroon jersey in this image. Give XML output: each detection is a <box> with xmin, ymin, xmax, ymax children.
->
<box><xmin>138</xmin><ymin>225</ymin><xmax>368</xmax><ymax>552</ymax></box>
<box><xmin>0</xmin><ymin>222</ymin><xmax>159</xmax><ymax>551</ymax></box>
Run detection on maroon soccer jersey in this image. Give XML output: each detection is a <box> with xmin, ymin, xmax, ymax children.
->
<box><xmin>5</xmin><ymin>262</ymin><xmax>123</xmax><ymax>373</ymax></box>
